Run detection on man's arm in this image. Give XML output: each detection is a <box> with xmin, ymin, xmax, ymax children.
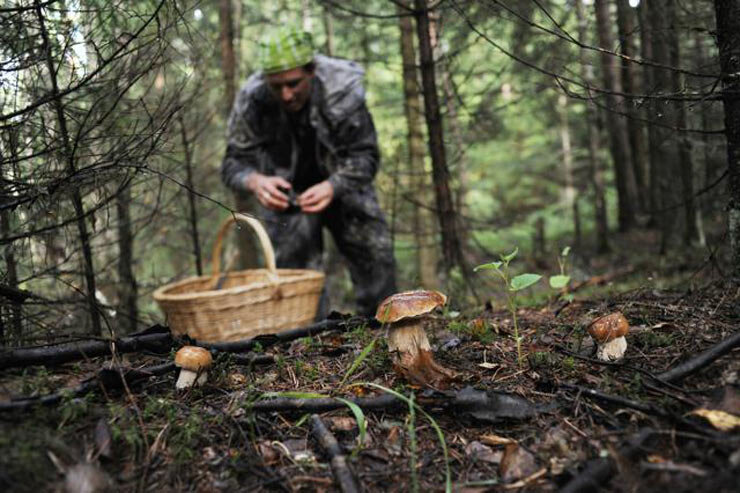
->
<box><xmin>326</xmin><ymin>103</ymin><xmax>381</xmax><ymax>198</ymax></box>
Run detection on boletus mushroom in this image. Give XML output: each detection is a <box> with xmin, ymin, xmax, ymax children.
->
<box><xmin>586</xmin><ymin>312</ymin><xmax>629</xmax><ymax>361</ymax></box>
<box><xmin>174</xmin><ymin>346</ymin><xmax>213</xmax><ymax>389</ymax></box>
<box><xmin>375</xmin><ymin>290</ymin><xmax>456</xmax><ymax>387</ymax></box>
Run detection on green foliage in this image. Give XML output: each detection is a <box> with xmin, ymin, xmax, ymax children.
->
<box><xmin>474</xmin><ymin>248</ymin><xmax>541</xmax><ymax>366</ymax></box>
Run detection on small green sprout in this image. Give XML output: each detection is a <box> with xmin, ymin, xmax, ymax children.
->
<box><xmin>474</xmin><ymin>247</ymin><xmax>541</xmax><ymax>367</ymax></box>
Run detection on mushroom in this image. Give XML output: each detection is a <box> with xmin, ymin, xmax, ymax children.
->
<box><xmin>375</xmin><ymin>290</ymin><xmax>456</xmax><ymax>387</ymax></box>
<box><xmin>586</xmin><ymin>312</ymin><xmax>629</xmax><ymax>361</ymax></box>
<box><xmin>174</xmin><ymin>346</ymin><xmax>213</xmax><ymax>389</ymax></box>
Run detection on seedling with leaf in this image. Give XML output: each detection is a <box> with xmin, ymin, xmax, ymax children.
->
<box><xmin>549</xmin><ymin>246</ymin><xmax>572</xmax><ymax>300</ymax></box>
<box><xmin>474</xmin><ymin>248</ymin><xmax>541</xmax><ymax>367</ymax></box>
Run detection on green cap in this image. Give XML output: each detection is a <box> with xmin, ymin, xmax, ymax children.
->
<box><xmin>258</xmin><ymin>29</ymin><xmax>315</xmax><ymax>74</ymax></box>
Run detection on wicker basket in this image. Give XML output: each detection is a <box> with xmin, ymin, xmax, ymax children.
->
<box><xmin>153</xmin><ymin>213</ymin><xmax>325</xmax><ymax>342</ymax></box>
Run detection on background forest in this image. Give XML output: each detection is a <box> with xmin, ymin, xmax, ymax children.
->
<box><xmin>1</xmin><ymin>0</ymin><xmax>737</xmax><ymax>341</ymax></box>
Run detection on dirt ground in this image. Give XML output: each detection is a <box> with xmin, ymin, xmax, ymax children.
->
<box><xmin>1</xmin><ymin>279</ymin><xmax>739</xmax><ymax>492</ymax></box>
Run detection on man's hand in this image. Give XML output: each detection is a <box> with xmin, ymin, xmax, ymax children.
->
<box><xmin>298</xmin><ymin>180</ymin><xmax>334</xmax><ymax>213</ymax></box>
<box><xmin>245</xmin><ymin>173</ymin><xmax>292</xmax><ymax>211</ymax></box>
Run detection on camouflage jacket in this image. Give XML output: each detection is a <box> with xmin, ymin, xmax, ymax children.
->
<box><xmin>221</xmin><ymin>55</ymin><xmax>380</xmax><ymax>200</ymax></box>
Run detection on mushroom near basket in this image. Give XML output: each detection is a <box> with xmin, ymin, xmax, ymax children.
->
<box><xmin>375</xmin><ymin>290</ymin><xmax>456</xmax><ymax>388</ymax></box>
<box><xmin>174</xmin><ymin>346</ymin><xmax>213</xmax><ymax>389</ymax></box>
<box><xmin>586</xmin><ymin>312</ymin><xmax>630</xmax><ymax>361</ymax></box>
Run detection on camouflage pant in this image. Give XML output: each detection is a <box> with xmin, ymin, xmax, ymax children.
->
<box><xmin>258</xmin><ymin>186</ymin><xmax>396</xmax><ymax>317</ymax></box>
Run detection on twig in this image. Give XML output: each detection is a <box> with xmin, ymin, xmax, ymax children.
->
<box><xmin>559</xmin><ymin>428</ymin><xmax>655</xmax><ymax>493</ymax></box>
<box><xmin>310</xmin><ymin>414</ymin><xmax>360</xmax><ymax>493</ymax></box>
<box><xmin>657</xmin><ymin>331</ymin><xmax>740</xmax><ymax>383</ymax></box>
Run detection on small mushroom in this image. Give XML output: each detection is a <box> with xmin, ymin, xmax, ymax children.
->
<box><xmin>375</xmin><ymin>290</ymin><xmax>456</xmax><ymax>387</ymax></box>
<box><xmin>586</xmin><ymin>312</ymin><xmax>629</xmax><ymax>361</ymax></box>
<box><xmin>174</xmin><ymin>346</ymin><xmax>213</xmax><ymax>389</ymax></box>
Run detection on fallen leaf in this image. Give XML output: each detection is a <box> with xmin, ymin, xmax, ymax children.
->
<box><xmin>326</xmin><ymin>416</ymin><xmax>357</xmax><ymax>431</ymax></box>
<box><xmin>480</xmin><ymin>434</ymin><xmax>516</xmax><ymax>446</ymax></box>
<box><xmin>465</xmin><ymin>441</ymin><xmax>503</xmax><ymax>464</ymax></box>
<box><xmin>499</xmin><ymin>443</ymin><xmax>538</xmax><ymax>483</ymax></box>
<box><xmin>689</xmin><ymin>408</ymin><xmax>740</xmax><ymax>431</ymax></box>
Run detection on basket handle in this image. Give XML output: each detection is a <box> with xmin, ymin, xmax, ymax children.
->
<box><xmin>210</xmin><ymin>213</ymin><xmax>278</xmax><ymax>287</ymax></box>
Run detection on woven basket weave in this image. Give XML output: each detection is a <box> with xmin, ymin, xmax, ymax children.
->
<box><xmin>154</xmin><ymin>213</ymin><xmax>325</xmax><ymax>342</ymax></box>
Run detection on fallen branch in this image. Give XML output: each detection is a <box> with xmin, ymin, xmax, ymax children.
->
<box><xmin>0</xmin><ymin>326</ymin><xmax>173</xmax><ymax>369</ymax></box>
<box><xmin>657</xmin><ymin>331</ymin><xmax>740</xmax><ymax>383</ymax></box>
<box><xmin>0</xmin><ymin>354</ymin><xmax>274</xmax><ymax>412</ymax></box>
<box><xmin>559</xmin><ymin>428</ymin><xmax>655</xmax><ymax>493</ymax></box>
<box><xmin>0</xmin><ymin>362</ymin><xmax>176</xmax><ymax>412</ymax></box>
<box><xmin>247</xmin><ymin>386</ymin><xmax>547</xmax><ymax>423</ymax></box>
<box><xmin>310</xmin><ymin>414</ymin><xmax>360</xmax><ymax>493</ymax></box>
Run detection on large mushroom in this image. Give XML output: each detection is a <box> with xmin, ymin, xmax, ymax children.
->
<box><xmin>375</xmin><ymin>290</ymin><xmax>456</xmax><ymax>387</ymax></box>
<box><xmin>586</xmin><ymin>312</ymin><xmax>629</xmax><ymax>361</ymax></box>
<box><xmin>174</xmin><ymin>346</ymin><xmax>213</xmax><ymax>389</ymax></box>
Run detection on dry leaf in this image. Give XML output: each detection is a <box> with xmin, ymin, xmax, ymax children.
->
<box><xmin>689</xmin><ymin>409</ymin><xmax>740</xmax><ymax>431</ymax></box>
<box><xmin>499</xmin><ymin>443</ymin><xmax>538</xmax><ymax>482</ymax></box>
<box><xmin>480</xmin><ymin>434</ymin><xmax>516</xmax><ymax>446</ymax></box>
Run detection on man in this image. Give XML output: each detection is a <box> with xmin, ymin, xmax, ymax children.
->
<box><xmin>221</xmin><ymin>28</ymin><xmax>396</xmax><ymax>317</ymax></box>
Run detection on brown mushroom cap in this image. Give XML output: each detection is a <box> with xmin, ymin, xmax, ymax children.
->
<box><xmin>175</xmin><ymin>346</ymin><xmax>213</xmax><ymax>371</ymax></box>
<box><xmin>375</xmin><ymin>290</ymin><xmax>448</xmax><ymax>323</ymax></box>
<box><xmin>586</xmin><ymin>312</ymin><xmax>629</xmax><ymax>344</ymax></box>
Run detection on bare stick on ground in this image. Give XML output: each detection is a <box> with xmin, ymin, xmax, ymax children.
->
<box><xmin>310</xmin><ymin>414</ymin><xmax>360</xmax><ymax>493</ymax></box>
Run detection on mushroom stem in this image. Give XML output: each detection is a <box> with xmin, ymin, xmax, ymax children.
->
<box><xmin>176</xmin><ymin>369</ymin><xmax>208</xmax><ymax>389</ymax></box>
<box><xmin>387</xmin><ymin>319</ymin><xmax>455</xmax><ymax>387</ymax></box>
<box><xmin>596</xmin><ymin>336</ymin><xmax>627</xmax><ymax>361</ymax></box>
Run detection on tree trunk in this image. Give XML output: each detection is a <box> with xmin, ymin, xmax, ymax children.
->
<box><xmin>1</xmin><ymin>130</ymin><xmax>23</xmax><ymax>343</ymax></box>
<box><xmin>35</xmin><ymin>0</ymin><xmax>102</xmax><ymax>336</ymax></box>
<box><xmin>557</xmin><ymin>94</ymin><xmax>580</xmax><ymax>248</ymax></box>
<box><xmin>413</xmin><ymin>0</ymin><xmax>465</xmax><ymax>277</ymax></box>
<box><xmin>616</xmin><ymin>0</ymin><xmax>649</xmax><ymax>210</ymax></box>
<box><xmin>220</xmin><ymin>0</ymin><xmax>236</xmax><ymax>116</ymax></box>
<box><xmin>647</xmin><ymin>0</ymin><xmax>681</xmax><ymax>253</ymax></box>
<box><xmin>399</xmin><ymin>3</ymin><xmax>438</xmax><ymax>288</ymax></box>
<box><xmin>638</xmin><ymin>0</ymin><xmax>660</xmax><ymax>225</ymax></box>
<box><xmin>576</xmin><ymin>0</ymin><xmax>610</xmax><ymax>253</ymax></box>
<box><xmin>323</xmin><ymin>7</ymin><xmax>335</xmax><ymax>56</ymax></box>
<box><xmin>179</xmin><ymin>116</ymin><xmax>203</xmax><ymax>276</ymax></box>
<box><xmin>115</xmin><ymin>183</ymin><xmax>138</xmax><ymax>334</ymax></box>
<box><xmin>714</xmin><ymin>0</ymin><xmax>740</xmax><ymax>281</ymax></box>
<box><xmin>594</xmin><ymin>0</ymin><xmax>639</xmax><ymax>232</ymax></box>
<box><xmin>669</xmin><ymin>27</ymin><xmax>700</xmax><ymax>245</ymax></box>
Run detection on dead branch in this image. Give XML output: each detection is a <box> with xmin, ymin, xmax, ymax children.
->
<box><xmin>310</xmin><ymin>415</ymin><xmax>360</xmax><ymax>493</ymax></box>
<box><xmin>0</xmin><ymin>327</ymin><xmax>173</xmax><ymax>369</ymax></box>
<box><xmin>657</xmin><ymin>331</ymin><xmax>740</xmax><ymax>383</ymax></box>
<box><xmin>559</xmin><ymin>428</ymin><xmax>655</xmax><ymax>493</ymax></box>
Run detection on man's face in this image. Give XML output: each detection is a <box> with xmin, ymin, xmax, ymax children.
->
<box><xmin>266</xmin><ymin>66</ymin><xmax>314</xmax><ymax>113</ymax></box>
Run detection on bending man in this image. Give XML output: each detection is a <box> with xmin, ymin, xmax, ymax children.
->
<box><xmin>221</xmin><ymin>29</ymin><xmax>397</xmax><ymax>317</ymax></box>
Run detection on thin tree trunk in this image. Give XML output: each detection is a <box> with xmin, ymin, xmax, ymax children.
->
<box><xmin>1</xmin><ymin>129</ymin><xmax>23</xmax><ymax>343</ymax></box>
<box><xmin>638</xmin><ymin>0</ymin><xmax>660</xmax><ymax>225</ymax></box>
<box><xmin>669</xmin><ymin>28</ymin><xmax>700</xmax><ymax>245</ymax></box>
<box><xmin>323</xmin><ymin>7</ymin><xmax>335</xmax><ymax>56</ymax></box>
<box><xmin>115</xmin><ymin>183</ymin><xmax>138</xmax><ymax>333</ymax></box>
<box><xmin>399</xmin><ymin>2</ymin><xmax>438</xmax><ymax>288</ymax></box>
<box><xmin>35</xmin><ymin>0</ymin><xmax>102</xmax><ymax>336</ymax></box>
<box><xmin>413</xmin><ymin>0</ymin><xmax>465</xmax><ymax>278</ymax></box>
<box><xmin>714</xmin><ymin>0</ymin><xmax>740</xmax><ymax>281</ymax></box>
<box><xmin>616</xmin><ymin>0</ymin><xmax>649</xmax><ymax>210</ymax></box>
<box><xmin>301</xmin><ymin>0</ymin><xmax>312</xmax><ymax>31</ymax></box>
<box><xmin>558</xmin><ymin>94</ymin><xmax>580</xmax><ymax>249</ymax></box>
<box><xmin>576</xmin><ymin>0</ymin><xmax>610</xmax><ymax>253</ymax></box>
<box><xmin>179</xmin><ymin>116</ymin><xmax>203</xmax><ymax>276</ymax></box>
<box><xmin>220</xmin><ymin>0</ymin><xmax>236</xmax><ymax>116</ymax></box>
<box><xmin>648</xmin><ymin>0</ymin><xmax>681</xmax><ymax>253</ymax></box>
<box><xmin>429</xmin><ymin>11</ymin><xmax>470</xmax><ymax>255</ymax></box>
<box><xmin>594</xmin><ymin>0</ymin><xmax>639</xmax><ymax>232</ymax></box>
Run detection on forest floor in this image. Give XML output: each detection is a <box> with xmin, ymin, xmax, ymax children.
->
<box><xmin>1</xmin><ymin>234</ymin><xmax>739</xmax><ymax>492</ymax></box>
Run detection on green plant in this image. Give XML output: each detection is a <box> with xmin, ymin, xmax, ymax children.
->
<box><xmin>549</xmin><ymin>247</ymin><xmax>572</xmax><ymax>301</ymax></box>
<box><xmin>359</xmin><ymin>383</ymin><xmax>451</xmax><ymax>493</ymax></box>
<box><xmin>475</xmin><ymin>247</ymin><xmax>542</xmax><ymax>366</ymax></box>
